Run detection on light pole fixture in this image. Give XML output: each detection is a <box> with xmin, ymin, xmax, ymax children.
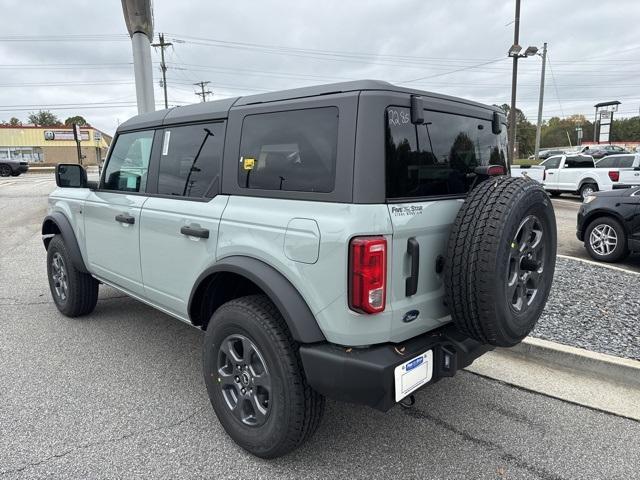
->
<box><xmin>122</xmin><ymin>0</ymin><xmax>155</xmax><ymax>114</ymax></box>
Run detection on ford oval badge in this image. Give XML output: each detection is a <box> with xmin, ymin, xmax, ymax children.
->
<box><xmin>403</xmin><ymin>310</ymin><xmax>420</xmax><ymax>323</ymax></box>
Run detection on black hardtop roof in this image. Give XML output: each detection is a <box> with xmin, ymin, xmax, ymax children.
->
<box><xmin>117</xmin><ymin>80</ymin><xmax>501</xmax><ymax>132</ymax></box>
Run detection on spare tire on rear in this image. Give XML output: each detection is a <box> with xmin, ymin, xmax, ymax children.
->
<box><xmin>444</xmin><ymin>176</ymin><xmax>556</xmax><ymax>347</ymax></box>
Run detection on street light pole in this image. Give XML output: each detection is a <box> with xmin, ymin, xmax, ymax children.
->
<box><xmin>122</xmin><ymin>0</ymin><xmax>155</xmax><ymax>114</ymax></box>
<box><xmin>534</xmin><ymin>42</ymin><xmax>547</xmax><ymax>161</ymax></box>
<box><xmin>508</xmin><ymin>0</ymin><xmax>521</xmax><ymax>165</ymax></box>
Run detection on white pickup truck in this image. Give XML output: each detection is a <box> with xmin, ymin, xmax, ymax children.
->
<box><xmin>595</xmin><ymin>153</ymin><xmax>640</xmax><ymax>190</ymax></box>
<box><xmin>510</xmin><ymin>164</ymin><xmax>545</xmax><ymax>183</ymax></box>
<box><xmin>541</xmin><ymin>154</ymin><xmax>621</xmax><ymax>200</ymax></box>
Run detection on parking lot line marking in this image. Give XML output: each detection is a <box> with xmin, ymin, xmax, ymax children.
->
<box><xmin>557</xmin><ymin>254</ymin><xmax>640</xmax><ymax>275</ymax></box>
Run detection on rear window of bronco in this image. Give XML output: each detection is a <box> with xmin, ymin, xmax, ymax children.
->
<box><xmin>385</xmin><ymin>107</ymin><xmax>508</xmax><ymax>199</ymax></box>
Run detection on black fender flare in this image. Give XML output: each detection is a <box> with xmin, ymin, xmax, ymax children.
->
<box><xmin>42</xmin><ymin>212</ymin><xmax>89</xmax><ymax>273</ymax></box>
<box><xmin>188</xmin><ymin>256</ymin><xmax>326</xmax><ymax>344</ymax></box>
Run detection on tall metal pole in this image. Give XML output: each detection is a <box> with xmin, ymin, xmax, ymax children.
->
<box><xmin>122</xmin><ymin>0</ymin><xmax>155</xmax><ymax>114</ymax></box>
<box><xmin>508</xmin><ymin>0</ymin><xmax>521</xmax><ymax>164</ymax></box>
<box><xmin>534</xmin><ymin>42</ymin><xmax>547</xmax><ymax>161</ymax></box>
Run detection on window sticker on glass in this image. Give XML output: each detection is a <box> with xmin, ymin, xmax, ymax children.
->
<box><xmin>162</xmin><ymin>131</ymin><xmax>171</xmax><ymax>156</ymax></box>
<box><xmin>243</xmin><ymin>157</ymin><xmax>255</xmax><ymax>170</ymax></box>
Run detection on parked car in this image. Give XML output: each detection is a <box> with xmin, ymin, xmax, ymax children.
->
<box><xmin>542</xmin><ymin>154</ymin><xmax>621</xmax><ymax>200</ymax></box>
<box><xmin>577</xmin><ymin>187</ymin><xmax>640</xmax><ymax>262</ymax></box>
<box><xmin>0</xmin><ymin>158</ymin><xmax>29</xmax><ymax>177</ymax></box>
<box><xmin>595</xmin><ymin>154</ymin><xmax>640</xmax><ymax>189</ymax></box>
<box><xmin>42</xmin><ymin>80</ymin><xmax>557</xmax><ymax>458</ymax></box>
<box><xmin>529</xmin><ymin>149</ymin><xmax>565</xmax><ymax>161</ymax></box>
<box><xmin>583</xmin><ymin>145</ymin><xmax>629</xmax><ymax>159</ymax></box>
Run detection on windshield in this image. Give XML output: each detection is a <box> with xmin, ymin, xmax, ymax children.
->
<box><xmin>385</xmin><ymin>107</ymin><xmax>508</xmax><ymax>199</ymax></box>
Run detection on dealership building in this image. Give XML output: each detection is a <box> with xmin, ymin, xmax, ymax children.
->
<box><xmin>0</xmin><ymin>125</ymin><xmax>112</xmax><ymax>165</ymax></box>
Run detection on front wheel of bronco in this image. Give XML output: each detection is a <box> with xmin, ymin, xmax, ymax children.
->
<box><xmin>444</xmin><ymin>177</ymin><xmax>557</xmax><ymax>347</ymax></box>
<box><xmin>203</xmin><ymin>294</ymin><xmax>324</xmax><ymax>458</ymax></box>
<box><xmin>47</xmin><ymin>235</ymin><xmax>99</xmax><ymax>317</ymax></box>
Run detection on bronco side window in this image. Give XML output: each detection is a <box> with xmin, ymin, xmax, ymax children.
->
<box><xmin>238</xmin><ymin>107</ymin><xmax>338</xmax><ymax>193</ymax></box>
<box><xmin>157</xmin><ymin>122</ymin><xmax>225</xmax><ymax>198</ymax></box>
<box><xmin>102</xmin><ymin>130</ymin><xmax>154</xmax><ymax>193</ymax></box>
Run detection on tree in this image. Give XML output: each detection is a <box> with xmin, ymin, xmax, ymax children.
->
<box><xmin>28</xmin><ymin>110</ymin><xmax>62</xmax><ymax>127</ymax></box>
<box><xmin>64</xmin><ymin>115</ymin><xmax>89</xmax><ymax>126</ymax></box>
<box><xmin>8</xmin><ymin>117</ymin><xmax>22</xmax><ymax>126</ymax></box>
<box><xmin>496</xmin><ymin>104</ymin><xmax>536</xmax><ymax>157</ymax></box>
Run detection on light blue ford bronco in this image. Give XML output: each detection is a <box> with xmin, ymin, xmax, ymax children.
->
<box><xmin>43</xmin><ymin>81</ymin><xmax>556</xmax><ymax>458</ymax></box>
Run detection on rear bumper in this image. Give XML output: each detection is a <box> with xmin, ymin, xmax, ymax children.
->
<box><xmin>15</xmin><ymin>164</ymin><xmax>29</xmax><ymax>174</ymax></box>
<box><xmin>299</xmin><ymin>324</ymin><xmax>492</xmax><ymax>412</ymax></box>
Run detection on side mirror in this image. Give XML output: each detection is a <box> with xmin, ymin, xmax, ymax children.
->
<box><xmin>492</xmin><ymin>111</ymin><xmax>502</xmax><ymax>134</ymax></box>
<box><xmin>410</xmin><ymin>95</ymin><xmax>424</xmax><ymax>124</ymax></box>
<box><xmin>55</xmin><ymin>163</ymin><xmax>87</xmax><ymax>188</ymax></box>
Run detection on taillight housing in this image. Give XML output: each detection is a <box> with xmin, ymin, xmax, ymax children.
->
<box><xmin>608</xmin><ymin>170</ymin><xmax>620</xmax><ymax>182</ymax></box>
<box><xmin>543</xmin><ymin>169</ymin><xmax>547</xmax><ymax>181</ymax></box>
<box><xmin>349</xmin><ymin>236</ymin><xmax>387</xmax><ymax>314</ymax></box>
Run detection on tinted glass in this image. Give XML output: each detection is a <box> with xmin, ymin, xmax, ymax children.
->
<box><xmin>596</xmin><ymin>156</ymin><xmax>617</xmax><ymax>168</ymax></box>
<box><xmin>157</xmin><ymin>122</ymin><xmax>225</xmax><ymax>198</ymax></box>
<box><xmin>102</xmin><ymin>130</ymin><xmax>154</xmax><ymax>193</ymax></box>
<box><xmin>385</xmin><ymin>107</ymin><xmax>507</xmax><ymax>198</ymax></box>
<box><xmin>565</xmin><ymin>156</ymin><xmax>594</xmax><ymax>168</ymax></box>
<box><xmin>238</xmin><ymin>107</ymin><xmax>338</xmax><ymax>193</ymax></box>
<box><xmin>543</xmin><ymin>156</ymin><xmax>561</xmax><ymax>169</ymax></box>
<box><xmin>617</xmin><ymin>155</ymin><xmax>635</xmax><ymax>168</ymax></box>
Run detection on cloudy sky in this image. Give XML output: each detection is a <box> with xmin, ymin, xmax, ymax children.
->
<box><xmin>1</xmin><ymin>0</ymin><xmax>639</xmax><ymax>134</ymax></box>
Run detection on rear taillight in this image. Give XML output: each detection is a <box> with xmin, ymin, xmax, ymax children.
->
<box><xmin>608</xmin><ymin>170</ymin><xmax>620</xmax><ymax>182</ymax></box>
<box><xmin>487</xmin><ymin>165</ymin><xmax>505</xmax><ymax>176</ymax></box>
<box><xmin>349</xmin><ymin>236</ymin><xmax>387</xmax><ymax>314</ymax></box>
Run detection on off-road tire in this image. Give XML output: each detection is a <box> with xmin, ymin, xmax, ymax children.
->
<box><xmin>579</xmin><ymin>183</ymin><xmax>598</xmax><ymax>201</ymax></box>
<box><xmin>46</xmin><ymin>234</ymin><xmax>99</xmax><ymax>317</ymax></box>
<box><xmin>203</xmin><ymin>294</ymin><xmax>324</xmax><ymax>458</ymax></box>
<box><xmin>444</xmin><ymin>176</ymin><xmax>557</xmax><ymax>347</ymax></box>
<box><xmin>0</xmin><ymin>164</ymin><xmax>11</xmax><ymax>177</ymax></box>
<box><xmin>584</xmin><ymin>216</ymin><xmax>629</xmax><ymax>263</ymax></box>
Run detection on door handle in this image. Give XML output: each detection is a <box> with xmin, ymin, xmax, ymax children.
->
<box><xmin>405</xmin><ymin>237</ymin><xmax>420</xmax><ymax>296</ymax></box>
<box><xmin>547</xmin><ymin>172</ymin><xmax>554</xmax><ymax>175</ymax></box>
<box><xmin>180</xmin><ymin>225</ymin><xmax>210</xmax><ymax>239</ymax></box>
<box><xmin>115</xmin><ymin>213</ymin><xmax>135</xmax><ymax>225</ymax></box>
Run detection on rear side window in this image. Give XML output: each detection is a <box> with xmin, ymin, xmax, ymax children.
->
<box><xmin>102</xmin><ymin>130</ymin><xmax>154</xmax><ymax>193</ymax></box>
<box><xmin>238</xmin><ymin>107</ymin><xmax>338</xmax><ymax>193</ymax></box>
<box><xmin>157</xmin><ymin>122</ymin><xmax>225</xmax><ymax>198</ymax></box>
<box><xmin>617</xmin><ymin>155</ymin><xmax>635</xmax><ymax>168</ymax></box>
<box><xmin>596</xmin><ymin>156</ymin><xmax>617</xmax><ymax>168</ymax></box>
<box><xmin>565</xmin><ymin>156</ymin><xmax>594</xmax><ymax>168</ymax></box>
<box><xmin>385</xmin><ymin>107</ymin><xmax>507</xmax><ymax>199</ymax></box>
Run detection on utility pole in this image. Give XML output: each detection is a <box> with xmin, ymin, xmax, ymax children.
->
<box><xmin>122</xmin><ymin>0</ymin><xmax>155</xmax><ymax>114</ymax></box>
<box><xmin>194</xmin><ymin>81</ymin><xmax>212</xmax><ymax>102</ymax></box>
<box><xmin>152</xmin><ymin>33</ymin><xmax>172</xmax><ymax>109</ymax></box>
<box><xmin>533</xmin><ymin>42</ymin><xmax>547</xmax><ymax>161</ymax></box>
<box><xmin>508</xmin><ymin>0</ymin><xmax>521</xmax><ymax>164</ymax></box>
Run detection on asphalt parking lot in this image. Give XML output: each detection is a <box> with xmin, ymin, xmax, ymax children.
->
<box><xmin>1</xmin><ymin>175</ymin><xmax>639</xmax><ymax>479</ymax></box>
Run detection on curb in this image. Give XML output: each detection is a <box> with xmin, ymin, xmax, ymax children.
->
<box><xmin>557</xmin><ymin>253</ymin><xmax>640</xmax><ymax>275</ymax></box>
<box><xmin>507</xmin><ymin>337</ymin><xmax>640</xmax><ymax>386</ymax></box>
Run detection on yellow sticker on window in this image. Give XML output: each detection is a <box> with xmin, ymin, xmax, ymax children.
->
<box><xmin>243</xmin><ymin>158</ymin><xmax>255</xmax><ymax>170</ymax></box>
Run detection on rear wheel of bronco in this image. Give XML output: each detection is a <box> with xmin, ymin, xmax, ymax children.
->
<box><xmin>444</xmin><ymin>177</ymin><xmax>556</xmax><ymax>347</ymax></box>
<box><xmin>0</xmin><ymin>164</ymin><xmax>11</xmax><ymax>177</ymax></box>
<box><xmin>203</xmin><ymin>294</ymin><xmax>324</xmax><ymax>458</ymax></box>
<box><xmin>47</xmin><ymin>235</ymin><xmax>99</xmax><ymax>317</ymax></box>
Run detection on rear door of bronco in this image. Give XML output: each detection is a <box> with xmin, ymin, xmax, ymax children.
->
<box><xmin>384</xmin><ymin>103</ymin><xmax>508</xmax><ymax>341</ymax></box>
